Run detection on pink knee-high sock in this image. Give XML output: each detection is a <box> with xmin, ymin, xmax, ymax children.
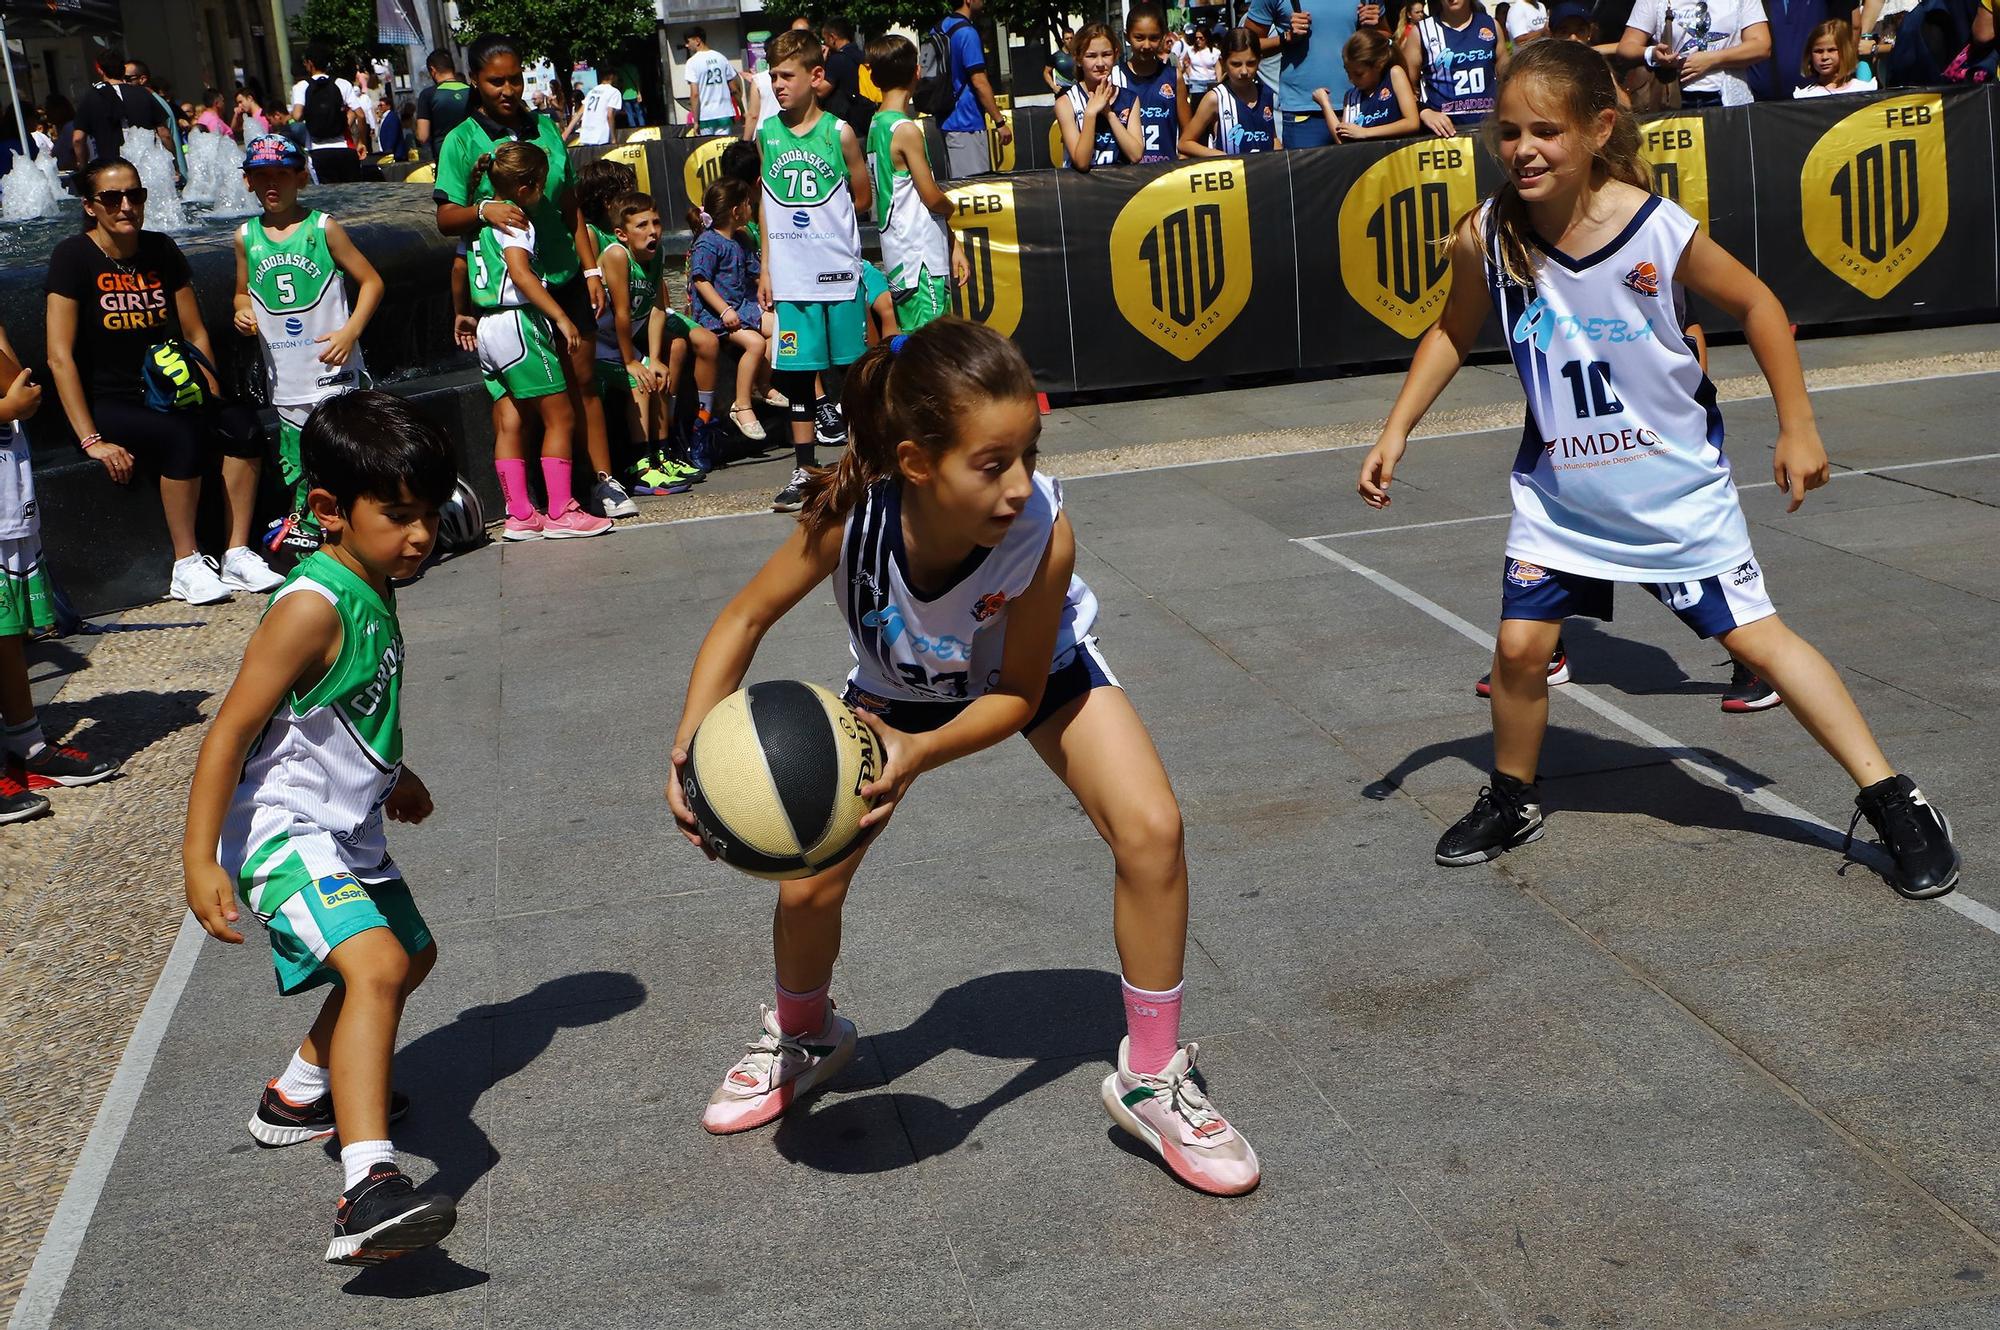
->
<box><xmin>775</xmin><ymin>978</ymin><xmax>829</xmax><ymax>1037</ymax></box>
<box><xmin>494</xmin><ymin>458</ymin><xmax>534</xmax><ymax>522</ymax></box>
<box><xmin>539</xmin><ymin>456</ymin><xmax>573</xmax><ymax>515</ymax></box>
<box><xmin>1121</xmin><ymin>978</ymin><xmax>1184</xmax><ymax>1076</ymax></box>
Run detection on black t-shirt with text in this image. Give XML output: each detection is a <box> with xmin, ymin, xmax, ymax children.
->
<box><xmin>45</xmin><ymin>231</ymin><xmax>192</xmax><ymax>401</ymax></box>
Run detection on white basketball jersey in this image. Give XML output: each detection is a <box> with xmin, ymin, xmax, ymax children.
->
<box><xmin>1484</xmin><ymin>195</ymin><xmax>1754</xmax><ymax>581</ymax></box>
<box><xmin>837</xmin><ymin>472</ymin><xmax>1098</xmax><ymax>703</ymax></box>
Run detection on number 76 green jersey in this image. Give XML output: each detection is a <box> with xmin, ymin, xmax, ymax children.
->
<box><xmin>240</xmin><ymin>210</ymin><xmax>364</xmax><ymax>408</ymax></box>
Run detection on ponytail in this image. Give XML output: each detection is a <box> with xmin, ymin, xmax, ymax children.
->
<box><xmin>689</xmin><ymin>176</ymin><xmax>753</xmax><ymax>236</ymax></box>
<box><xmin>470</xmin><ymin>140</ymin><xmax>548</xmax><ymax>205</ymax></box>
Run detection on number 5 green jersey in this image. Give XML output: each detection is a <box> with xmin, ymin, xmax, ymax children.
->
<box><xmin>240</xmin><ymin>210</ymin><xmax>364</xmax><ymax>408</ymax></box>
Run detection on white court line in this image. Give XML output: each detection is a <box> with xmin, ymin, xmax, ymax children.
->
<box><xmin>1292</xmin><ymin>534</ymin><xmax>1999</xmax><ymax>939</ymax></box>
<box><xmin>6</xmin><ymin>915</ymin><xmax>208</xmax><ymax>1330</ymax></box>
<box><xmin>1301</xmin><ymin>450</ymin><xmax>2000</xmax><ymax>542</ymax></box>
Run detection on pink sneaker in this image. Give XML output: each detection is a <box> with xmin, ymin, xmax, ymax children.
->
<box><xmin>502</xmin><ymin>511</ymin><xmax>544</xmax><ymax>541</ymax></box>
<box><xmin>702</xmin><ymin>1004</ymin><xmax>856</xmax><ymax>1135</ymax></box>
<box><xmin>540</xmin><ymin>500</ymin><xmax>613</xmax><ymax>539</ymax></box>
<box><xmin>1102</xmin><ymin>1037</ymin><xmax>1260</xmax><ymax>1196</ymax></box>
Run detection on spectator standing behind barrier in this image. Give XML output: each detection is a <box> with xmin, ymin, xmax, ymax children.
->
<box><xmin>1795</xmin><ymin>19</ymin><xmax>1876</xmax><ymax>92</ymax></box>
<box><xmin>291</xmin><ymin>46</ymin><xmax>364</xmax><ymax>181</ymax></box>
<box><xmin>1404</xmin><ymin>0</ymin><xmax>1506</xmax><ymax>135</ymax></box>
<box><xmin>416</xmin><ymin>50</ymin><xmax>472</xmax><ymax>161</ymax></box>
<box><xmin>1113</xmin><ymin>4</ymin><xmax>1185</xmax><ymax>162</ymax></box>
<box><xmin>1058</xmin><ymin>23</ymin><xmax>1145</xmax><ymax>169</ymax></box>
<box><xmin>44</xmin><ymin>158</ymin><xmax>284</xmax><ymax>606</ymax></box>
<box><xmin>1181</xmin><ymin>29</ymin><xmax>1280</xmax><ymax>154</ymax></box>
<box><xmin>821</xmin><ymin>18</ymin><xmax>878</xmax><ymax>140</ymax></box>
<box><xmin>1616</xmin><ymin>0</ymin><xmax>1771</xmax><ymax>106</ymax></box>
<box><xmin>1322</xmin><ymin>28</ymin><xmax>1422</xmax><ymax>136</ymax></box>
<box><xmin>568</xmin><ymin>69</ymin><xmax>624</xmax><ymax>146</ymax></box>
<box><xmin>1746</xmin><ymin>0</ymin><xmax>1838</xmax><ymax>98</ymax></box>
<box><xmin>938</xmin><ymin>0</ymin><xmax>1012</xmax><ymax>178</ymax></box>
<box><xmin>1046</xmin><ymin>25</ymin><xmax>1081</xmax><ymax>94</ymax></box>
<box><xmin>1247</xmin><ymin>0</ymin><xmax>1379</xmax><ymax>148</ymax></box>
<box><xmin>1185</xmin><ymin>27</ymin><xmax>1222</xmax><ymax>100</ymax></box>
<box><xmin>683</xmin><ymin>29</ymin><xmax>742</xmax><ymax>134</ymax></box>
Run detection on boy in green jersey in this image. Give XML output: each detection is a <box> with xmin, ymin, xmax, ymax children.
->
<box><xmin>755</xmin><ymin>28</ymin><xmax>873</xmax><ymax>513</ymax></box>
<box><xmin>184</xmin><ymin>392</ymin><xmax>460</xmax><ymax>1267</ymax></box>
<box><xmin>233</xmin><ymin>135</ymin><xmax>385</xmax><ymax>558</ymax></box>
<box><xmin>862</xmin><ymin>35</ymin><xmax>968</xmax><ymax>333</ymax></box>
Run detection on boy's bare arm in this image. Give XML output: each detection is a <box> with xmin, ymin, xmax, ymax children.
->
<box><xmin>320</xmin><ymin>217</ymin><xmax>384</xmax><ymax>366</ymax></box>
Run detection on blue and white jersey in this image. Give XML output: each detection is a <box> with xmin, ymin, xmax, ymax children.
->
<box><xmin>1483</xmin><ymin>194</ymin><xmax>1754</xmax><ymax>581</ymax></box>
<box><xmin>1065</xmin><ymin>83</ymin><xmax>1141</xmax><ymax>167</ymax></box>
<box><xmin>1342</xmin><ymin>77</ymin><xmax>1400</xmax><ymax>129</ymax></box>
<box><xmin>1416</xmin><ymin>14</ymin><xmax>1500</xmax><ymax>124</ymax></box>
<box><xmin>1213</xmin><ymin>81</ymin><xmax>1276</xmax><ymax>154</ymax></box>
<box><xmin>1111</xmin><ymin>62</ymin><xmax>1181</xmax><ymax>162</ymax></box>
<box><xmin>836</xmin><ymin>472</ymin><xmax>1099</xmax><ymax>703</ymax></box>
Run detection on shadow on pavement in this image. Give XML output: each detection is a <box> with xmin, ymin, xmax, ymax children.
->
<box><xmin>341</xmin><ymin>1245</ymin><xmax>493</xmax><ymax>1298</ymax></box>
<box><xmin>38</xmin><ymin>687</ymin><xmax>210</xmax><ymax>768</ymax></box>
<box><xmin>1558</xmin><ymin>618</ymin><xmax>1731</xmax><ymax>698</ymax></box>
<box><xmin>775</xmin><ymin>968</ymin><xmax>1124</xmax><ymax>1175</ymax></box>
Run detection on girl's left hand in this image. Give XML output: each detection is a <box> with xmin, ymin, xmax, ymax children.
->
<box><xmin>587</xmin><ymin>273</ymin><xmax>606</xmax><ymax>318</ymax></box>
<box><xmin>385</xmin><ymin>768</ymin><xmax>434</xmax><ymax>824</ymax></box>
<box><xmin>1420</xmin><ymin>108</ymin><xmax>1456</xmax><ymax>138</ymax></box>
<box><xmin>1773</xmin><ymin>427</ymin><xmax>1830</xmax><ymax>513</ymax></box>
<box><xmin>853</xmin><ymin>710</ymin><xmax>927</xmax><ymax>830</ymax></box>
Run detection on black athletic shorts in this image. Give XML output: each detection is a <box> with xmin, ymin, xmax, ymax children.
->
<box><xmin>91</xmin><ymin>396</ymin><xmax>263</xmax><ymax>481</ymax></box>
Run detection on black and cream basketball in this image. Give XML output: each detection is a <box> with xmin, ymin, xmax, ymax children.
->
<box><xmin>683</xmin><ymin>681</ymin><xmax>881</xmax><ymax>880</ymax></box>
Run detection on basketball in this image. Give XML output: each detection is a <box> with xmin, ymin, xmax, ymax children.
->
<box><xmin>682</xmin><ymin>681</ymin><xmax>881</xmax><ymax>880</ymax></box>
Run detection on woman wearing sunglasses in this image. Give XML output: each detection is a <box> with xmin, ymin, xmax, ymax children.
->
<box><xmin>45</xmin><ymin>157</ymin><xmax>281</xmax><ymax>604</ymax></box>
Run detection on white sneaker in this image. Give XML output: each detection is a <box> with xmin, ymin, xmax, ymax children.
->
<box><xmin>592</xmin><ymin>474</ymin><xmax>638</xmax><ymax>519</ymax></box>
<box><xmin>701</xmin><ymin>1004</ymin><xmax>856</xmax><ymax>1134</ymax></box>
<box><xmin>168</xmin><ymin>554</ymin><xmax>233</xmax><ymax>605</ymax></box>
<box><xmin>1102</xmin><ymin>1037</ymin><xmax>1261</xmax><ymax>1196</ymax></box>
<box><xmin>219</xmin><ymin>546</ymin><xmax>283</xmax><ymax>592</ymax></box>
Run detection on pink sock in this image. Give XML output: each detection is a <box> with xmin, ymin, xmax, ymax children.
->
<box><xmin>539</xmin><ymin>456</ymin><xmax>573</xmax><ymax>514</ymax></box>
<box><xmin>1121</xmin><ymin>978</ymin><xmax>1184</xmax><ymax>1076</ymax></box>
<box><xmin>494</xmin><ymin>458</ymin><xmax>534</xmax><ymax>522</ymax></box>
<box><xmin>775</xmin><ymin>978</ymin><xmax>829</xmax><ymax>1037</ymax></box>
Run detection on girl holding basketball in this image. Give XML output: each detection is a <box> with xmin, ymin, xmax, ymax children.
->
<box><xmin>665</xmin><ymin>318</ymin><xmax>1259</xmax><ymax>1196</ymax></box>
<box><xmin>1355</xmin><ymin>40</ymin><xmax>1961</xmax><ymax>899</ymax></box>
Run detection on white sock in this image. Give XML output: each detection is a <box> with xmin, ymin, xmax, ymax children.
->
<box><xmin>340</xmin><ymin>1139</ymin><xmax>397</xmax><ymax>1191</ymax></box>
<box><xmin>1</xmin><ymin>718</ymin><xmax>42</xmax><ymax>760</ymax></box>
<box><xmin>273</xmin><ymin>1050</ymin><xmax>330</xmax><ymax>1103</ymax></box>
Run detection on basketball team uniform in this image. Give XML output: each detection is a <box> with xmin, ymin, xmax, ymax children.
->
<box><xmin>1111</xmin><ymin>62</ymin><xmax>1181</xmax><ymax>163</ymax></box>
<box><xmin>240</xmin><ymin>211</ymin><xmax>366</xmax><ymax>512</ymax></box>
<box><xmin>1065</xmin><ymin>82</ymin><xmax>1141</xmax><ymax>167</ymax></box>
<box><xmin>868</xmin><ymin>108</ymin><xmax>954</xmax><ymax>331</ymax></box>
<box><xmin>0</xmin><ymin>424</ymin><xmax>50</xmax><ymax>639</ymax></box>
<box><xmin>220</xmin><ymin>551</ymin><xmax>430</xmax><ymax>994</ymax></box>
<box><xmin>1483</xmin><ymin>194</ymin><xmax>1773</xmax><ymax>639</ymax></box>
<box><xmin>1416</xmin><ymin>14</ymin><xmax>1500</xmax><ymax>128</ymax></box>
<box><xmin>1342</xmin><ymin>77</ymin><xmax>1401</xmax><ymax>130</ymax></box>
<box><xmin>469</xmin><ymin>220</ymin><xmax>567</xmax><ymax>402</ymax></box>
<box><xmin>590</xmin><ymin>234</ymin><xmax>671</xmax><ymax>395</ymax></box>
<box><xmin>1211</xmin><ymin>80</ymin><xmax>1277</xmax><ymax>154</ymax></box>
<box><xmin>837</xmin><ymin>472</ymin><xmax>1115</xmax><ymax>734</ymax></box>
<box><xmin>758</xmin><ymin>110</ymin><xmax>866</xmax><ymax>372</ymax></box>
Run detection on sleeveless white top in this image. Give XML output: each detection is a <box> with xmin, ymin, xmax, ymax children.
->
<box><xmin>1483</xmin><ymin>194</ymin><xmax>1754</xmax><ymax>580</ymax></box>
<box><xmin>836</xmin><ymin>472</ymin><xmax>1099</xmax><ymax>703</ymax></box>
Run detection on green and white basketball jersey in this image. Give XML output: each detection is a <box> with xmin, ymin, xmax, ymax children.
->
<box><xmin>593</xmin><ymin>238</ymin><xmax>661</xmax><ymax>364</ymax></box>
<box><xmin>758</xmin><ymin>110</ymin><xmax>860</xmax><ymax>301</ymax></box>
<box><xmin>469</xmin><ymin>222</ymin><xmax>537</xmax><ymax>311</ymax></box>
<box><xmin>220</xmin><ymin>551</ymin><xmax>406</xmax><ymax>902</ymax></box>
<box><xmin>240</xmin><ymin>210</ymin><xmax>364</xmax><ymax>408</ymax></box>
<box><xmin>867</xmin><ymin>110</ymin><xmax>952</xmax><ymax>294</ymax></box>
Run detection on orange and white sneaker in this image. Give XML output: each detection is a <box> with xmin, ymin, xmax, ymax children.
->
<box><xmin>701</xmin><ymin>1004</ymin><xmax>856</xmax><ymax>1135</ymax></box>
<box><xmin>1102</xmin><ymin>1038</ymin><xmax>1260</xmax><ymax>1196</ymax></box>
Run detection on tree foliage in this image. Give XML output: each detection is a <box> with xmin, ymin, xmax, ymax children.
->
<box><xmin>756</xmin><ymin>0</ymin><xmax>1072</xmax><ymax>50</ymax></box>
<box><xmin>295</xmin><ymin>0</ymin><xmax>377</xmax><ymax>65</ymax></box>
<box><xmin>451</xmin><ymin>0</ymin><xmax>658</xmax><ymax>70</ymax></box>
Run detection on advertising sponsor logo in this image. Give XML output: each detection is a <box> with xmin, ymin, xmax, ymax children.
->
<box><xmin>284</xmin><ymin>316</ymin><xmax>305</xmax><ymax>335</ymax></box>
<box><xmin>682</xmin><ymin>135</ymin><xmax>732</xmax><ymax>209</ymax></box>
<box><xmin>945</xmin><ymin>182</ymin><xmax>1023</xmax><ymax>337</ymax></box>
<box><xmin>778</xmin><ymin>329</ymin><xmax>799</xmax><ymax>357</ymax></box>
<box><xmin>605</xmin><ymin>141</ymin><xmax>651</xmax><ymax>195</ymax></box>
<box><xmin>1623</xmin><ymin>261</ymin><xmax>1660</xmax><ymax>297</ymax></box>
<box><xmin>1639</xmin><ymin>117</ymin><xmax>1710</xmax><ymax>233</ymax></box>
<box><xmin>1801</xmin><ymin>94</ymin><xmax>1947</xmax><ymax>299</ymax></box>
<box><xmin>1338</xmin><ymin>140</ymin><xmax>1478</xmax><ymax>338</ymax></box>
<box><xmin>314</xmin><ymin>873</ymin><xmax>367</xmax><ymax>908</ymax></box>
<box><xmin>1109</xmin><ymin>159</ymin><xmax>1251</xmax><ymax>361</ymax></box>
<box><xmin>1505</xmin><ymin>560</ymin><xmax>1549</xmax><ymax>588</ymax></box>
<box><xmin>985</xmin><ymin>111</ymin><xmax>1018</xmax><ymax>172</ymax></box>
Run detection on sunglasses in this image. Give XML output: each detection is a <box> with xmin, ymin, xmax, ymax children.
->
<box><xmin>93</xmin><ymin>188</ymin><xmax>148</xmax><ymax>209</ymax></box>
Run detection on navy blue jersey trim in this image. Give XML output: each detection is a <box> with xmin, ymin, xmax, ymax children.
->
<box><xmin>882</xmin><ymin>480</ymin><xmax>994</xmax><ymax>604</ymax></box>
<box><xmin>1530</xmin><ymin>194</ymin><xmax>1663</xmax><ymax>273</ymax></box>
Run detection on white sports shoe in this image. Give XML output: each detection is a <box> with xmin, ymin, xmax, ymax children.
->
<box><xmin>168</xmin><ymin>554</ymin><xmax>233</xmax><ymax>605</ymax></box>
<box><xmin>219</xmin><ymin>546</ymin><xmax>283</xmax><ymax>592</ymax></box>
<box><xmin>592</xmin><ymin>474</ymin><xmax>638</xmax><ymax>519</ymax></box>
<box><xmin>702</xmin><ymin>1003</ymin><xmax>856</xmax><ymax>1134</ymax></box>
<box><xmin>1102</xmin><ymin>1037</ymin><xmax>1261</xmax><ymax>1195</ymax></box>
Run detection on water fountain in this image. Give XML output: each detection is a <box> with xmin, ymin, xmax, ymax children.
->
<box><xmin>120</xmin><ymin>124</ymin><xmax>188</xmax><ymax>231</ymax></box>
<box><xmin>180</xmin><ymin>131</ymin><xmax>259</xmax><ymax>217</ymax></box>
<box><xmin>0</xmin><ymin>151</ymin><xmax>61</xmax><ymax>222</ymax></box>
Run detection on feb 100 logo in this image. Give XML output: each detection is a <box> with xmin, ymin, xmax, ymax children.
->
<box><xmin>946</xmin><ymin>182</ymin><xmax>1022</xmax><ymax>337</ymax></box>
<box><xmin>1337</xmin><ymin>139</ymin><xmax>1478</xmax><ymax>339</ymax></box>
<box><xmin>1108</xmin><ymin>160</ymin><xmax>1251</xmax><ymax>362</ymax></box>
<box><xmin>1801</xmin><ymin>93</ymin><xmax>1947</xmax><ymax>300</ymax></box>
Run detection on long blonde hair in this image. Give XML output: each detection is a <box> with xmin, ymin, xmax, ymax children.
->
<box><xmin>1480</xmin><ymin>40</ymin><xmax>1649</xmax><ymax>289</ymax></box>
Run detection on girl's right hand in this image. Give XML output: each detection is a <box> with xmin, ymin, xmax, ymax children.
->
<box><xmin>483</xmin><ymin>200</ymin><xmax>528</xmax><ymax>230</ymax></box>
<box><xmin>1086</xmin><ymin>82</ymin><xmax>1113</xmax><ymax>114</ymax></box>
<box><xmin>664</xmin><ymin>746</ymin><xmax>718</xmax><ymax>857</ymax></box>
<box><xmin>721</xmin><ymin>306</ymin><xmax>742</xmax><ymax>331</ymax></box>
<box><xmin>453</xmin><ymin>313</ymin><xmax>478</xmax><ymax>351</ymax></box>
<box><xmin>1312</xmin><ymin>86</ymin><xmax>1333</xmax><ymax>107</ymax></box>
<box><xmin>86</xmin><ymin>437</ymin><xmax>135</xmax><ymax>485</ymax></box>
<box><xmin>1358</xmin><ymin>434</ymin><xmax>1407</xmax><ymax>508</ymax></box>
<box><xmin>556</xmin><ymin>318</ymin><xmax>582</xmax><ymax>353</ymax></box>
<box><xmin>1420</xmin><ymin>108</ymin><xmax>1457</xmax><ymax>138</ymax></box>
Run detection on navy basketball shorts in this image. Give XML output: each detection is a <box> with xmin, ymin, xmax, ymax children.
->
<box><xmin>843</xmin><ymin>637</ymin><xmax>1120</xmax><ymax>735</ymax></box>
<box><xmin>1500</xmin><ymin>557</ymin><xmax>1777</xmax><ymax>640</ymax></box>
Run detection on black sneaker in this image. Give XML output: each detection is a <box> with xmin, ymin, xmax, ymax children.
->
<box><xmin>772</xmin><ymin>466</ymin><xmax>810</xmax><ymax>513</ymax></box>
<box><xmin>1720</xmin><ymin>661</ymin><xmax>1781</xmax><ymax>713</ymax></box>
<box><xmin>1435</xmin><ymin>772</ymin><xmax>1545</xmax><ymax>866</ymax></box>
<box><xmin>325</xmin><ymin>1163</ymin><xmax>456</xmax><ymax>1266</ymax></box>
<box><xmin>24</xmin><ymin>742</ymin><xmax>117</xmax><ymax>788</ymax></box>
<box><xmin>1849</xmin><ymin>774</ymin><xmax>1961</xmax><ymax>900</ymax></box>
<box><xmin>250</xmin><ymin>1080</ymin><xmax>411</xmax><ymax>1148</ymax></box>
<box><xmin>0</xmin><ymin>758</ymin><xmax>50</xmax><ymax>825</ymax></box>
<box><xmin>814</xmin><ymin>399</ymin><xmax>846</xmax><ymax>445</ymax></box>
<box><xmin>1476</xmin><ymin>639</ymin><xmax>1571</xmax><ymax>698</ymax></box>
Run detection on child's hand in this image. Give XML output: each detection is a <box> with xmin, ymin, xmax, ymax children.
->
<box><xmin>1420</xmin><ymin>108</ymin><xmax>1457</xmax><ymax>138</ymax></box>
<box><xmin>1086</xmin><ymin>81</ymin><xmax>1114</xmax><ymax>115</ymax></box>
<box><xmin>1</xmin><ymin>369</ymin><xmax>41</xmax><ymax>420</ymax></box>
<box><xmin>385</xmin><ymin>768</ymin><xmax>433</xmax><ymax>823</ymax></box>
<box><xmin>853</xmin><ymin>710</ymin><xmax>927</xmax><ymax>830</ymax></box>
<box><xmin>721</xmin><ymin>306</ymin><xmax>742</xmax><ymax>332</ymax></box>
<box><xmin>1313</xmin><ymin>86</ymin><xmax>1333</xmax><ymax>107</ymax></box>
<box><xmin>1773</xmin><ymin>427</ymin><xmax>1830</xmax><ymax>513</ymax></box>
<box><xmin>233</xmin><ymin>306</ymin><xmax>258</xmax><ymax>336</ymax></box>
<box><xmin>453</xmin><ymin>313</ymin><xmax>478</xmax><ymax>352</ymax></box>
<box><xmin>1357</xmin><ymin>433</ymin><xmax>1408</xmax><ymax>508</ymax></box>
<box><xmin>556</xmin><ymin>318</ymin><xmax>583</xmax><ymax>354</ymax></box>
<box><xmin>633</xmin><ymin>361</ymin><xmax>667</xmax><ymax>393</ymax></box>
<box><xmin>664</xmin><ymin>746</ymin><xmax>718</xmax><ymax>857</ymax></box>
<box><xmin>185</xmin><ymin>860</ymin><xmax>244</xmax><ymax>944</ymax></box>
<box><xmin>952</xmin><ymin>247</ymin><xmax>970</xmax><ymax>288</ymax></box>
<box><xmin>757</xmin><ymin>270</ymin><xmax>773</xmax><ymax>312</ymax></box>
<box><xmin>315</xmin><ymin>328</ymin><xmax>360</xmax><ymax>366</ymax></box>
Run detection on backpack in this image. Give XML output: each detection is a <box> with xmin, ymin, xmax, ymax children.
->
<box><xmin>303</xmin><ymin>75</ymin><xmax>348</xmax><ymax>141</ymax></box>
<box><xmin>916</xmin><ymin>15</ymin><xmax>969</xmax><ymax>119</ymax></box>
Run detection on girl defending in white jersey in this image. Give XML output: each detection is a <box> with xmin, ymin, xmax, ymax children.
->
<box><xmin>666</xmin><ymin>319</ymin><xmax>1259</xmax><ymax>1195</ymax></box>
<box><xmin>1356</xmin><ymin>40</ymin><xmax>1960</xmax><ymax>900</ymax></box>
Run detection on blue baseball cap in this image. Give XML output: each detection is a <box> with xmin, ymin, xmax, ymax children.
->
<box><xmin>243</xmin><ymin>135</ymin><xmax>305</xmax><ymax>170</ymax></box>
<box><xmin>1551</xmin><ymin>1</ymin><xmax>1596</xmax><ymax>25</ymax></box>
